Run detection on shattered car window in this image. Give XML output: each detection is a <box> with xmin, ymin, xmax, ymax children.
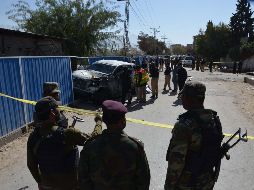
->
<box><xmin>87</xmin><ymin>63</ymin><xmax>117</xmax><ymax>74</ymax></box>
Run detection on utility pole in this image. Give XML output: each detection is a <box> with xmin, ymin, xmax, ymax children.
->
<box><xmin>150</xmin><ymin>27</ymin><xmax>160</xmax><ymax>39</ymax></box>
<box><xmin>117</xmin><ymin>0</ymin><xmax>130</xmax><ymax>55</ymax></box>
<box><xmin>161</xmin><ymin>35</ymin><xmax>167</xmax><ymax>43</ymax></box>
<box><xmin>150</xmin><ymin>27</ymin><xmax>160</xmax><ymax>55</ymax></box>
<box><xmin>161</xmin><ymin>35</ymin><xmax>167</xmax><ymax>55</ymax></box>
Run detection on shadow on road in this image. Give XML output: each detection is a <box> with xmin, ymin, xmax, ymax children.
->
<box><xmin>71</xmin><ymin>97</ymin><xmax>157</xmax><ymax>113</ymax></box>
<box><xmin>127</xmin><ymin>99</ymin><xmax>155</xmax><ymax>112</ymax></box>
<box><xmin>169</xmin><ymin>91</ymin><xmax>178</xmax><ymax>96</ymax></box>
<box><xmin>161</xmin><ymin>90</ymin><xmax>170</xmax><ymax>94</ymax></box>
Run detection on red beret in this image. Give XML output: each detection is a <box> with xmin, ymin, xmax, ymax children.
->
<box><xmin>102</xmin><ymin>100</ymin><xmax>128</xmax><ymax>115</ymax></box>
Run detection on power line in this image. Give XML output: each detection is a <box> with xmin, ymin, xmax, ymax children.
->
<box><xmin>131</xmin><ymin>0</ymin><xmax>150</xmax><ymax>28</ymax></box>
<box><xmin>147</xmin><ymin>0</ymin><xmax>158</xmax><ymax>27</ymax></box>
<box><xmin>129</xmin><ymin>2</ymin><xmax>147</xmax><ymax>30</ymax></box>
<box><xmin>142</xmin><ymin>0</ymin><xmax>155</xmax><ymax>26</ymax></box>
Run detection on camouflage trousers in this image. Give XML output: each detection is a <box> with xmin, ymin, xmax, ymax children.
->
<box><xmin>165</xmin><ymin>173</ymin><xmax>215</xmax><ymax>190</ymax></box>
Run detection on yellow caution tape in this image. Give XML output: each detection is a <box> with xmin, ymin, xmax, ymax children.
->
<box><xmin>1</xmin><ymin>92</ymin><xmax>254</xmax><ymax>140</ymax></box>
<box><xmin>0</xmin><ymin>93</ymin><xmax>36</xmax><ymax>105</ymax></box>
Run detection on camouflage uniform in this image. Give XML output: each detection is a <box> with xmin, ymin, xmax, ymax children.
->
<box><xmin>78</xmin><ymin>100</ymin><xmax>150</xmax><ymax>190</ymax></box>
<box><xmin>43</xmin><ymin>82</ymin><xmax>68</xmax><ymax>128</ymax></box>
<box><xmin>27</xmin><ymin>97</ymin><xmax>102</xmax><ymax>190</ymax></box>
<box><xmin>27</xmin><ymin>125</ymin><xmax>90</xmax><ymax>190</ymax></box>
<box><xmin>165</xmin><ymin>81</ymin><xmax>222</xmax><ymax>190</ymax></box>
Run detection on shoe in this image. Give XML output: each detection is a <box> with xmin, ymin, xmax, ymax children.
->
<box><xmin>150</xmin><ymin>95</ymin><xmax>155</xmax><ymax>99</ymax></box>
<box><xmin>139</xmin><ymin>99</ymin><xmax>146</xmax><ymax>103</ymax></box>
<box><xmin>163</xmin><ymin>88</ymin><xmax>166</xmax><ymax>91</ymax></box>
<box><xmin>155</xmin><ymin>94</ymin><xmax>158</xmax><ymax>99</ymax></box>
<box><xmin>169</xmin><ymin>87</ymin><xmax>172</xmax><ymax>90</ymax></box>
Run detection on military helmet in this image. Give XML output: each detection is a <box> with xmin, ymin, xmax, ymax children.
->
<box><xmin>43</xmin><ymin>82</ymin><xmax>60</xmax><ymax>97</ymax></box>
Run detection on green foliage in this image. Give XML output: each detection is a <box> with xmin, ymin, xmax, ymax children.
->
<box><xmin>230</xmin><ymin>0</ymin><xmax>254</xmax><ymax>45</ymax></box>
<box><xmin>228</xmin><ymin>46</ymin><xmax>240</xmax><ymax>61</ymax></box>
<box><xmin>229</xmin><ymin>0</ymin><xmax>254</xmax><ymax>60</ymax></box>
<box><xmin>240</xmin><ymin>41</ymin><xmax>254</xmax><ymax>59</ymax></box>
<box><xmin>137</xmin><ymin>32</ymin><xmax>168</xmax><ymax>55</ymax></box>
<box><xmin>7</xmin><ymin>0</ymin><xmax>121</xmax><ymax>56</ymax></box>
<box><xmin>171</xmin><ymin>44</ymin><xmax>187</xmax><ymax>55</ymax></box>
<box><xmin>193</xmin><ymin>21</ymin><xmax>231</xmax><ymax>61</ymax></box>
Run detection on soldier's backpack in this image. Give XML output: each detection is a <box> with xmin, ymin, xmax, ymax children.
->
<box><xmin>184</xmin><ymin>109</ymin><xmax>224</xmax><ymax>184</ymax></box>
<box><xmin>32</xmin><ymin>126</ymin><xmax>79</xmax><ymax>174</ymax></box>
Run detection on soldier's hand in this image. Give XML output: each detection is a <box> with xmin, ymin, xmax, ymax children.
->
<box><xmin>94</xmin><ymin>113</ymin><xmax>102</xmax><ymax>122</ymax></box>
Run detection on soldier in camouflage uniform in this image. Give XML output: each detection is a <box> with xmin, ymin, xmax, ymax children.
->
<box><xmin>78</xmin><ymin>100</ymin><xmax>151</xmax><ymax>190</ymax></box>
<box><xmin>42</xmin><ymin>82</ymin><xmax>68</xmax><ymax>128</ymax></box>
<box><xmin>27</xmin><ymin>97</ymin><xmax>102</xmax><ymax>190</ymax></box>
<box><xmin>164</xmin><ymin>81</ymin><xmax>223</xmax><ymax>190</ymax></box>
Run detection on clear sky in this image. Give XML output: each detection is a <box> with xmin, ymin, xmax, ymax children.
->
<box><xmin>1</xmin><ymin>0</ymin><xmax>254</xmax><ymax>46</ymax></box>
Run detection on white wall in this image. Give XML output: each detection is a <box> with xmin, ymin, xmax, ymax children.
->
<box><xmin>243</xmin><ymin>55</ymin><xmax>254</xmax><ymax>72</ymax></box>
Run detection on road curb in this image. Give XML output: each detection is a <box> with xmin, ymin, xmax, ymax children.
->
<box><xmin>244</xmin><ymin>77</ymin><xmax>254</xmax><ymax>86</ymax></box>
<box><xmin>0</xmin><ymin>125</ymin><xmax>28</xmax><ymax>148</ymax></box>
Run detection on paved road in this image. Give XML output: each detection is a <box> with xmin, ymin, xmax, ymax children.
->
<box><xmin>1</xmin><ymin>69</ymin><xmax>254</xmax><ymax>190</ymax></box>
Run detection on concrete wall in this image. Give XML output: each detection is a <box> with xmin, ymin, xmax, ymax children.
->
<box><xmin>243</xmin><ymin>55</ymin><xmax>254</xmax><ymax>72</ymax></box>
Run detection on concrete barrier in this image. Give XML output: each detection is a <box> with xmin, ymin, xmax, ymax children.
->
<box><xmin>244</xmin><ymin>77</ymin><xmax>254</xmax><ymax>86</ymax></box>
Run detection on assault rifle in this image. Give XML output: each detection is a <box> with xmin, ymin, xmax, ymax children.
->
<box><xmin>221</xmin><ymin>128</ymin><xmax>248</xmax><ymax>160</ymax></box>
<box><xmin>214</xmin><ymin>128</ymin><xmax>248</xmax><ymax>181</ymax></box>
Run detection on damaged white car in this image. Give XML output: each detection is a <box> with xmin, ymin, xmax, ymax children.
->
<box><xmin>72</xmin><ymin>60</ymin><xmax>134</xmax><ymax>103</ymax></box>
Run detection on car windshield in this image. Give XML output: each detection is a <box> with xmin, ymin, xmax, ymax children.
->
<box><xmin>87</xmin><ymin>63</ymin><xmax>117</xmax><ymax>74</ymax></box>
<box><xmin>185</xmin><ymin>57</ymin><xmax>192</xmax><ymax>60</ymax></box>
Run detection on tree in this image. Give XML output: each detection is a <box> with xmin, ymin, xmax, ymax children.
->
<box><xmin>240</xmin><ymin>41</ymin><xmax>254</xmax><ymax>59</ymax></box>
<box><xmin>193</xmin><ymin>21</ymin><xmax>231</xmax><ymax>61</ymax></box>
<box><xmin>137</xmin><ymin>32</ymin><xmax>168</xmax><ymax>55</ymax></box>
<box><xmin>230</xmin><ymin>0</ymin><xmax>254</xmax><ymax>44</ymax></box>
<box><xmin>170</xmin><ymin>44</ymin><xmax>187</xmax><ymax>55</ymax></box>
<box><xmin>7</xmin><ymin>0</ymin><xmax>121</xmax><ymax>56</ymax></box>
<box><xmin>229</xmin><ymin>0</ymin><xmax>254</xmax><ymax>60</ymax></box>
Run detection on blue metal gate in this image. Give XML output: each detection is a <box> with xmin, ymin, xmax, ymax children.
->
<box><xmin>0</xmin><ymin>57</ymin><xmax>74</xmax><ymax>137</ymax></box>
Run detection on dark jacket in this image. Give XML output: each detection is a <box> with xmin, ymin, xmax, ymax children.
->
<box><xmin>177</xmin><ymin>66</ymin><xmax>187</xmax><ymax>82</ymax></box>
<box><xmin>121</xmin><ymin>69</ymin><xmax>132</xmax><ymax>89</ymax></box>
<box><xmin>79</xmin><ymin>129</ymin><xmax>151</xmax><ymax>190</ymax></box>
<box><xmin>27</xmin><ymin>123</ymin><xmax>94</xmax><ymax>189</ymax></box>
<box><xmin>149</xmin><ymin>64</ymin><xmax>159</xmax><ymax>78</ymax></box>
<box><xmin>164</xmin><ymin>67</ymin><xmax>172</xmax><ymax>76</ymax></box>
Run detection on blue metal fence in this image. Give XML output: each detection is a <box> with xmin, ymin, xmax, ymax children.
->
<box><xmin>0</xmin><ymin>57</ymin><xmax>74</xmax><ymax>137</ymax></box>
<box><xmin>0</xmin><ymin>58</ymin><xmax>26</xmax><ymax>137</ymax></box>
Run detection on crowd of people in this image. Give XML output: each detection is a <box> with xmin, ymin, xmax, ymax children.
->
<box><xmin>119</xmin><ymin>56</ymin><xmax>188</xmax><ymax>106</ymax></box>
<box><xmin>121</xmin><ymin>55</ymin><xmax>245</xmax><ymax>107</ymax></box>
<box><xmin>27</xmin><ymin>80</ymin><xmax>224</xmax><ymax>190</ymax></box>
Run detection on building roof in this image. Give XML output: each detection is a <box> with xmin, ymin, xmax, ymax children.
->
<box><xmin>0</xmin><ymin>27</ymin><xmax>64</xmax><ymax>41</ymax></box>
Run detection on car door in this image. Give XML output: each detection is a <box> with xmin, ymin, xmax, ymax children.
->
<box><xmin>109</xmin><ymin>66</ymin><xmax>124</xmax><ymax>97</ymax></box>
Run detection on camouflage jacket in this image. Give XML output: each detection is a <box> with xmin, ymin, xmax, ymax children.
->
<box><xmin>78</xmin><ymin>129</ymin><xmax>150</xmax><ymax>190</ymax></box>
<box><xmin>27</xmin><ymin>120</ymin><xmax>102</xmax><ymax>189</ymax></box>
<box><xmin>164</xmin><ymin>109</ymin><xmax>220</xmax><ymax>190</ymax></box>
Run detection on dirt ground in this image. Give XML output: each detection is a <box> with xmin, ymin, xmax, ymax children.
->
<box><xmin>1</xmin><ymin>72</ymin><xmax>254</xmax><ymax>179</ymax></box>
<box><xmin>226</xmin><ymin>80</ymin><xmax>254</xmax><ymax>121</ymax></box>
